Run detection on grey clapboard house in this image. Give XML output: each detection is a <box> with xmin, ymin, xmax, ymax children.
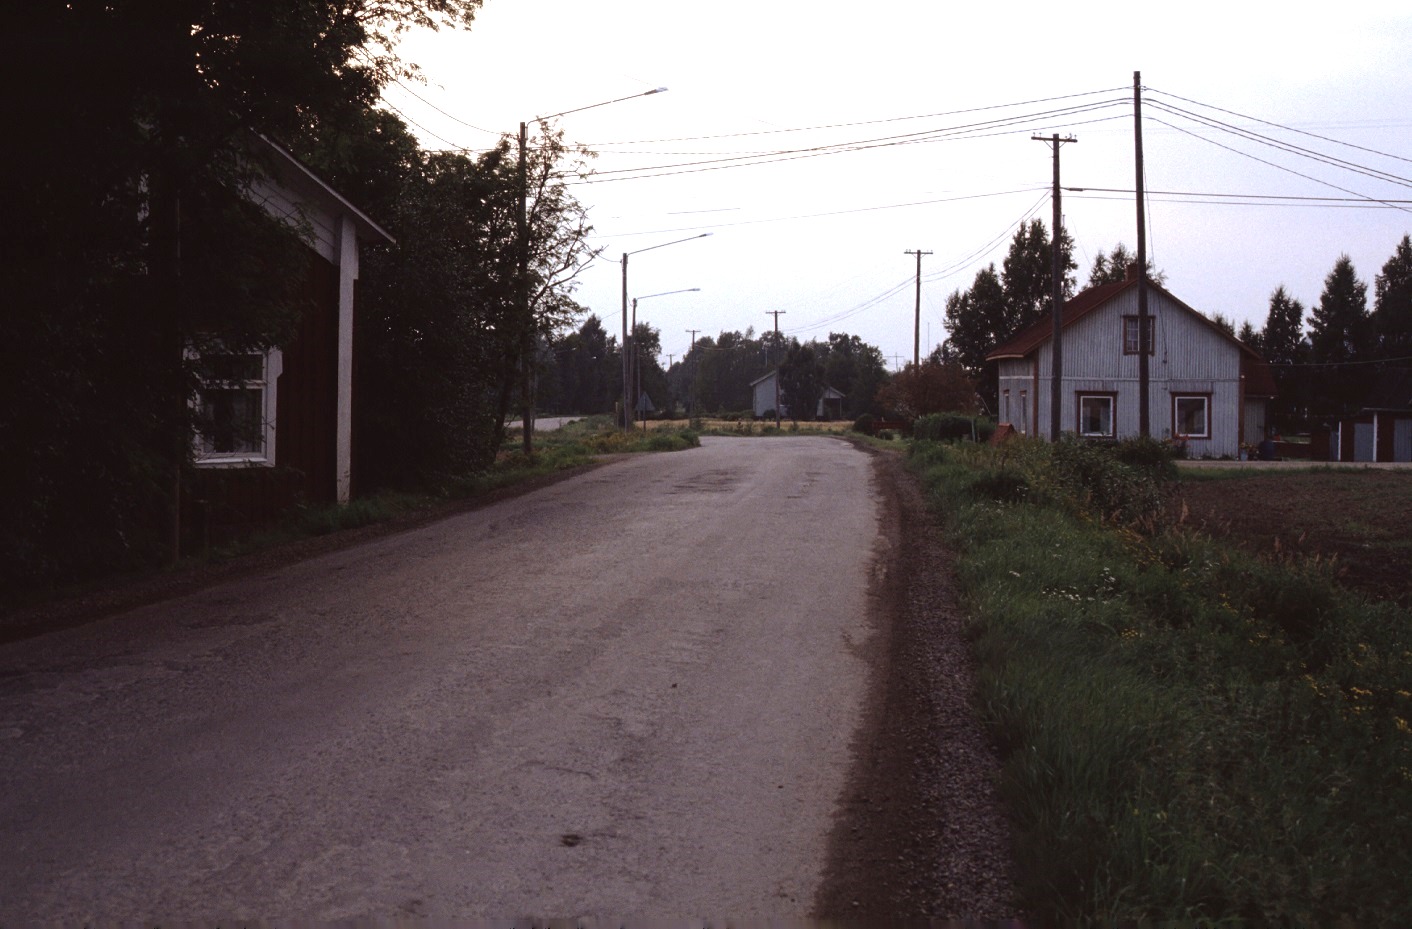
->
<box><xmin>986</xmin><ymin>267</ymin><xmax>1276</xmax><ymax>458</ymax></box>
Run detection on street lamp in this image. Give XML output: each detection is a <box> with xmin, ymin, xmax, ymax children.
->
<box><xmin>632</xmin><ymin>288</ymin><xmax>700</xmax><ymax>429</ymax></box>
<box><xmin>517</xmin><ymin>87</ymin><xmax>668</xmax><ymax>456</ymax></box>
<box><xmin>620</xmin><ymin>234</ymin><xmax>712</xmax><ymax>431</ymax></box>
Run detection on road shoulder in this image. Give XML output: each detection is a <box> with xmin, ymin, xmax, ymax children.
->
<box><xmin>814</xmin><ymin>446</ymin><xmax>1018</xmax><ymax>919</ymax></box>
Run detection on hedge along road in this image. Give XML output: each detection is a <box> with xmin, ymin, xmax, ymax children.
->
<box><xmin>0</xmin><ymin>436</ymin><xmax>888</xmax><ymax>921</ymax></box>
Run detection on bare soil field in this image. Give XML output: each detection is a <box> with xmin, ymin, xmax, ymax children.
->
<box><xmin>1172</xmin><ymin>468</ymin><xmax>1412</xmax><ymax>607</ymax></box>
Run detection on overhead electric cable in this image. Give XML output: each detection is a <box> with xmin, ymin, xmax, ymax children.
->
<box><xmin>1145</xmin><ymin>116</ymin><xmax>1412</xmax><ymax>215</ymax></box>
<box><xmin>1146</xmin><ymin>100</ymin><xmax>1412</xmax><ymax>189</ymax></box>
<box><xmin>587</xmin><ymin>85</ymin><xmax>1130</xmax><ymax>146</ymax></box>
<box><xmin>1147</xmin><ymin>86</ymin><xmax>1412</xmax><ymax>168</ymax></box>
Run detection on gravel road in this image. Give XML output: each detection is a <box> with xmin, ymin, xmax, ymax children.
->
<box><xmin>0</xmin><ymin>436</ymin><xmax>1016</xmax><ymax>921</ymax></box>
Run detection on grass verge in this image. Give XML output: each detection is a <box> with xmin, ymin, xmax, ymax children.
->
<box><xmin>911</xmin><ymin>436</ymin><xmax>1412</xmax><ymax>925</ymax></box>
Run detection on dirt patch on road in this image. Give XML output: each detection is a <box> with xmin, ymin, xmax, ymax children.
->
<box><xmin>815</xmin><ymin>448</ymin><xmax>1017</xmax><ymax>920</ymax></box>
<box><xmin>1171</xmin><ymin>469</ymin><xmax>1412</xmax><ymax>608</ymax></box>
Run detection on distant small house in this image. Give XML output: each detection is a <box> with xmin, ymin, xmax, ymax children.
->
<box><xmin>985</xmin><ymin>268</ymin><xmax>1276</xmax><ymax>458</ymax></box>
<box><xmin>1331</xmin><ymin>368</ymin><xmax>1412</xmax><ymax>462</ymax></box>
<box><xmin>187</xmin><ymin>136</ymin><xmax>393</xmax><ymax>542</ymax></box>
<box><xmin>749</xmin><ymin>369</ymin><xmax>845</xmax><ymax>420</ymax></box>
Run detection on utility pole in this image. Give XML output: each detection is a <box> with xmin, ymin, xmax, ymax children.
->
<box><xmin>904</xmin><ymin>250</ymin><xmax>932</xmax><ymax>368</ymax></box>
<box><xmin>1032</xmin><ymin>133</ymin><xmax>1076</xmax><ymax>441</ymax></box>
<box><xmin>686</xmin><ymin>328</ymin><xmax>701</xmax><ymax>421</ymax></box>
<box><xmin>1134</xmin><ymin>71</ymin><xmax>1151</xmax><ymax>438</ymax></box>
<box><xmin>766</xmin><ymin>310</ymin><xmax>786</xmax><ymax>426</ymax></box>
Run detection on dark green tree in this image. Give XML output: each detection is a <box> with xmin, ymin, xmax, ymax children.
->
<box><xmin>779</xmin><ymin>341</ymin><xmax>825</xmax><ymax>422</ymax></box>
<box><xmin>1373</xmin><ymin>234</ymin><xmax>1412</xmax><ymax>362</ymax></box>
<box><xmin>1262</xmin><ymin>286</ymin><xmax>1307</xmax><ymax>365</ymax></box>
<box><xmin>631</xmin><ymin>322</ymin><xmax>667</xmax><ymax>418</ymax></box>
<box><xmin>819</xmin><ymin>333</ymin><xmax>889</xmax><ymax>418</ymax></box>
<box><xmin>941</xmin><ymin>264</ymin><xmax>1007</xmax><ymax>409</ymax></box>
<box><xmin>1309</xmin><ymin>255</ymin><xmax>1373</xmax><ymax>417</ymax></box>
<box><xmin>1085</xmin><ymin>243</ymin><xmax>1165</xmax><ymax>288</ymax></box>
<box><xmin>1259</xmin><ymin>287</ymin><xmax>1312</xmax><ymax>432</ymax></box>
<box><xmin>3</xmin><ymin>1</ymin><xmax>483</xmax><ymax>589</ymax></box>
<box><xmin>1001</xmin><ymin>218</ymin><xmax>1077</xmax><ymax>334</ymax></box>
<box><xmin>549</xmin><ymin>315</ymin><xmax>618</xmax><ymax>415</ymax></box>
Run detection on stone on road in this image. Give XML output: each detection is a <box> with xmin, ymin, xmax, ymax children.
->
<box><xmin>0</xmin><ymin>436</ymin><xmax>883</xmax><ymax>921</ymax></box>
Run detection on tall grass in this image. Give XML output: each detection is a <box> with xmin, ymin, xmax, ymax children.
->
<box><xmin>912</xmin><ymin>437</ymin><xmax>1412</xmax><ymax>925</ymax></box>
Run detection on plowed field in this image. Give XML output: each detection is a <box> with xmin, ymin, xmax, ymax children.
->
<box><xmin>1172</xmin><ymin>468</ymin><xmax>1412</xmax><ymax>607</ymax></box>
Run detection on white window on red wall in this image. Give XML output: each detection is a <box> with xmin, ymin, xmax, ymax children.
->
<box><xmin>1173</xmin><ymin>394</ymin><xmax>1210</xmax><ymax>439</ymax></box>
<box><xmin>191</xmin><ymin>349</ymin><xmax>281</xmax><ymax>466</ymax></box>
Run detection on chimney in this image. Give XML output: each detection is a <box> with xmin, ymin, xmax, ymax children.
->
<box><xmin>1125</xmin><ymin>260</ymin><xmax>1142</xmax><ymax>281</ymax></box>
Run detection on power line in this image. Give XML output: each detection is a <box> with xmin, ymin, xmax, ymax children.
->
<box><xmin>565</xmin><ymin>98</ymin><xmax>1130</xmax><ymax>184</ymax></box>
<box><xmin>1145</xmin><ymin>115</ymin><xmax>1412</xmax><ymax>215</ymax></box>
<box><xmin>1146</xmin><ymin>100</ymin><xmax>1412</xmax><ymax>190</ymax></box>
<box><xmin>1146</xmin><ymin>86</ymin><xmax>1412</xmax><ymax>168</ymax></box>
<box><xmin>586</xmin><ymin>85</ymin><xmax>1130</xmax><ymax>147</ymax></box>
<box><xmin>595</xmin><ymin>187</ymin><xmax>1047</xmax><ymax>240</ymax></box>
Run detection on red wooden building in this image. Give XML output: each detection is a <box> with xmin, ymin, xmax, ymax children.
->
<box><xmin>186</xmin><ymin>137</ymin><xmax>393</xmax><ymax>545</ymax></box>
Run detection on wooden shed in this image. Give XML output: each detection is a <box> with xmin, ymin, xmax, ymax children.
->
<box><xmin>1332</xmin><ymin>368</ymin><xmax>1412</xmax><ymax>462</ymax></box>
<box><xmin>186</xmin><ymin>136</ymin><xmax>393</xmax><ymax>544</ymax></box>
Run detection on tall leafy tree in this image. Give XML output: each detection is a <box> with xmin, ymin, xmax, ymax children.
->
<box><xmin>3</xmin><ymin>1</ymin><xmax>482</xmax><ymax>589</ymax></box>
<box><xmin>1085</xmin><ymin>243</ymin><xmax>1166</xmax><ymax>288</ymax></box>
<box><xmin>875</xmin><ymin>361</ymin><xmax>979</xmax><ymax>419</ymax></box>
<box><xmin>820</xmin><ymin>333</ymin><xmax>889</xmax><ymax>418</ymax></box>
<box><xmin>778</xmin><ymin>341</ymin><xmax>825</xmax><ymax>421</ymax></box>
<box><xmin>1373</xmin><ymin>234</ymin><xmax>1412</xmax><ymax>362</ymax></box>
<box><xmin>1001</xmin><ymin>218</ymin><xmax>1076</xmax><ymax>333</ymax></box>
<box><xmin>941</xmin><ymin>265</ymin><xmax>1007</xmax><ymax>410</ymax></box>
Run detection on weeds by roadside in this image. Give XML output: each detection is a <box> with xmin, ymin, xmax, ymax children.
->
<box><xmin>911</xmin><ymin>436</ymin><xmax>1412</xmax><ymax>925</ymax></box>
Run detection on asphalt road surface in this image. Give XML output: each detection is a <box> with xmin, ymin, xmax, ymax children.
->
<box><xmin>0</xmin><ymin>436</ymin><xmax>889</xmax><ymax>921</ymax></box>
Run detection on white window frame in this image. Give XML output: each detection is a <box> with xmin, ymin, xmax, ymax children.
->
<box><xmin>1078</xmin><ymin>393</ymin><xmax>1116</xmax><ymax>438</ymax></box>
<box><xmin>1123</xmin><ymin>316</ymin><xmax>1155</xmax><ymax>355</ymax></box>
<box><xmin>1173</xmin><ymin>394</ymin><xmax>1210</xmax><ymax>440</ymax></box>
<box><xmin>190</xmin><ymin>347</ymin><xmax>282</xmax><ymax>467</ymax></box>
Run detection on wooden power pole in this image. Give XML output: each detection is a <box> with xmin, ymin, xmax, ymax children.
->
<box><xmin>904</xmin><ymin>250</ymin><xmax>932</xmax><ymax>368</ymax></box>
<box><xmin>766</xmin><ymin>310</ymin><xmax>786</xmax><ymax>426</ymax></box>
<box><xmin>1032</xmin><ymin>133</ymin><xmax>1076</xmax><ymax>441</ymax></box>
<box><xmin>1134</xmin><ymin>70</ymin><xmax>1151</xmax><ymax>438</ymax></box>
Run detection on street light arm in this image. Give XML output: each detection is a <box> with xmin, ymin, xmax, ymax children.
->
<box><xmin>534</xmin><ymin>87</ymin><xmax>668</xmax><ymax>124</ymax></box>
<box><xmin>626</xmin><ymin>232</ymin><xmax>712</xmax><ymax>259</ymax></box>
<box><xmin>636</xmin><ymin>287</ymin><xmax>701</xmax><ymax>302</ymax></box>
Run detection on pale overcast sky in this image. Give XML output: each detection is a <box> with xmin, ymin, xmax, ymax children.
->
<box><xmin>383</xmin><ymin>0</ymin><xmax>1412</xmax><ymax>370</ymax></box>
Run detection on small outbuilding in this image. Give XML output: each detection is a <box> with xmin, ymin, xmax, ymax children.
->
<box><xmin>749</xmin><ymin>369</ymin><xmax>846</xmax><ymax>420</ymax></box>
<box><xmin>1331</xmin><ymin>368</ymin><xmax>1412</xmax><ymax>462</ymax></box>
<box><xmin>186</xmin><ymin>135</ymin><xmax>394</xmax><ymax>543</ymax></box>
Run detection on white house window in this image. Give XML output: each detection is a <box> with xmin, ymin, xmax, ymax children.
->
<box><xmin>192</xmin><ymin>349</ymin><xmax>280</xmax><ymax>466</ymax></box>
<box><xmin>1173</xmin><ymin>394</ymin><xmax>1210</xmax><ymax>439</ymax></box>
<box><xmin>1001</xmin><ymin>389</ymin><xmax>1010</xmax><ymax>423</ymax></box>
<box><xmin>1123</xmin><ymin>316</ymin><xmax>1155</xmax><ymax>355</ymax></box>
<box><xmin>1018</xmin><ymin>390</ymin><xmax>1028</xmax><ymax>434</ymax></box>
<box><xmin>1078</xmin><ymin>394</ymin><xmax>1116</xmax><ymax>438</ymax></box>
